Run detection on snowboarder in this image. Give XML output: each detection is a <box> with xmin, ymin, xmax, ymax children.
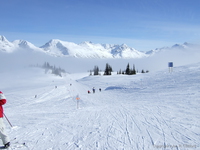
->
<box><xmin>92</xmin><ymin>87</ymin><xmax>95</xmax><ymax>93</ymax></box>
<box><xmin>0</xmin><ymin>91</ymin><xmax>10</xmax><ymax>148</ymax></box>
<box><xmin>88</xmin><ymin>90</ymin><xmax>90</xmax><ymax>94</ymax></box>
<box><xmin>99</xmin><ymin>88</ymin><xmax>101</xmax><ymax>92</ymax></box>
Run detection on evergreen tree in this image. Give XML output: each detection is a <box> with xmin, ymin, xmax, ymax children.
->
<box><xmin>131</xmin><ymin>64</ymin><xmax>136</xmax><ymax>75</ymax></box>
<box><xmin>52</xmin><ymin>68</ymin><xmax>62</xmax><ymax>77</ymax></box>
<box><xmin>125</xmin><ymin>63</ymin><xmax>130</xmax><ymax>75</ymax></box>
<box><xmin>104</xmin><ymin>63</ymin><xmax>112</xmax><ymax>75</ymax></box>
<box><xmin>41</xmin><ymin>62</ymin><xmax>65</xmax><ymax>77</ymax></box>
<box><xmin>119</xmin><ymin>69</ymin><xmax>122</xmax><ymax>74</ymax></box>
<box><xmin>124</xmin><ymin>63</ymin><xmax>136</xmax><ymax>75</ymax></box>
<box><xmin>93</xmin><ymin>66</ymin><xmax>99</xmax><ymax>75</ymax></box>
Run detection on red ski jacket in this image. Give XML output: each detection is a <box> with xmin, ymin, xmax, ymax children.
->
<box><xmin>0</xmin><ymin>91</ymin><xmax>6</xmax><ymax>118</ymax></box>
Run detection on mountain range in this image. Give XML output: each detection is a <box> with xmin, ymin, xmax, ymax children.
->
<box><xmin>0</xmin><ymin>35</ymin><xmax>197</xmax><ymax>59</ymax></box>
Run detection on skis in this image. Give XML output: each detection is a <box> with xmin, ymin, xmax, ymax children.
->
<box><xmin>0</xmin><ymin>138</ymin><xmax>28</xmax><ymax>149</ymax></box>
<box><xmin>0</xmin><ymin>143</ymin><xmax>27</xmax><ymax>149</ymax></box>
<box><xmin>0</xmin><ymin>146</ymin><xmax>7</xmax><ymax>149</ymax></box>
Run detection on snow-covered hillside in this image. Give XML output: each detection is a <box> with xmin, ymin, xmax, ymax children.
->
<box><xmin>1</xmin><ymin>62</ymin><xmax>199</xmax><ymax>149</ymax></box>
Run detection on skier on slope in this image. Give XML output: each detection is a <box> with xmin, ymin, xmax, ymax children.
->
<box><xmin>0</xmin><ymin>91</ymin><xmax>10</xmax><ymax>148</ymax></box>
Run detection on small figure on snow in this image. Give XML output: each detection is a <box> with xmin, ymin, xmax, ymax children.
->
<box><xmin>88</xmin><ymin>90</ymin><xmax>90</xmax><ymax>94</ymax></box>
<box><xmin>92</xmin><ymin>87</ymin><xmax>95</xmax><ymax>93</ymax></box>
<box><xmin>99</xmin><ymin>88</ymin><xmax>101</xmax><ymax>92</ymax></box>
<box><xmin>0</xmin><ymin>91</ymin><xmax>10</xmax><ymax>148</ymax></box>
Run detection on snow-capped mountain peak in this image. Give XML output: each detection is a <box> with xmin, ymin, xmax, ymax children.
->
<box><xmin>145</xmin><ymin>42</ymin><xmax>197</xmax><ymax>55</ymax></box>
<box><xmin>40</xmin><ymin>39</ymin><xmax>146</xmax><ymax>58</ymax></box>
<box><xmin>0</xmin><ymin>35</ymin><xmax>15</xmax><ymax>53</ymax></box>
<box><xmin>41</xmin><ymin>39</ymin><xmax>77</xmax><ymax>56</ymax></box>
<box><xmin>172</xmin><ymin>43</ymin><xmax>185</xmax><ymax>49</ymax></box>
<box><xmin>80</xmin><ymin>41</ymin><xmax>93</xmax><ymax>45</ymax></box>
<box><xmin>13</xmin><ymin>40</ymin><xmax>34</xmax><ymax>48</ymax></box>
<box><xmin>0</xmin><ymin>35</ymin><xmax>198</xmax><ymax>59</ymax></box>
<box><xmin>120</xmin><ymin>43</ymin><xmax>128</xmax><ymax>49</ymax></box>
<box><xmin>171</xmin><ymin>42</ymin><xmax>195</xmax><ymax>49</ymax></box>
<box><xmin>0</xmin><ymin>35</ymin><xmax>9</xmax><ymax>42</ymax></box>
<box><xmin>0</xmin><ymin>36</ymin><xmax>45</xmax><ymax>53</ymax></box>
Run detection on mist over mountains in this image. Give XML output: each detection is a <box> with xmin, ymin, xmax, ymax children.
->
<box><xmin>1</xmin><ymin>35</ymin><xmax>199</xmax><ymax>73</ymax></box>
<box><xmin>0</xmin><ymin>35</ymin><xmax>197</xmax><ymax>59</ymax></box>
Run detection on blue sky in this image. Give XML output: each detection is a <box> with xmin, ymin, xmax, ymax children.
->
<box><xmin>1</xmin><ymin>0</ymin><xmax>200</xmax><ymax>51</ymax></box>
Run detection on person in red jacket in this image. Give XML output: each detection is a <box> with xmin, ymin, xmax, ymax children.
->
<box><xmin>0</xmin><ymin>91</ymin><xmax>10</xmax><ymax>148</ymax></box>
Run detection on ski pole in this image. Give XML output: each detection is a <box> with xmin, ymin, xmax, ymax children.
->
<box><xmin>3</xmin><ymin>113</ymin><xmax>13</xmax><ymax>128</ymax></box>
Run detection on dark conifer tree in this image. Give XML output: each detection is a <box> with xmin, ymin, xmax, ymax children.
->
<box><xmin>132</xmin><ymin>64</ymin><xmax>136</xmax><ymax>75</ymax></box>
<box><xmin>119</xmin><ymin>69</ymin><xmax>122</xmax><ymax>74</ymax></box>
<box><xmin>125</xmin><ymin>63</ymin><xmax>130</xmax><ymax>75</ymax></box>
<box><xmin>93</xmin><ymin>66</ymin><xmax>99</xmax><ymax>75</ymax></box>
<box><xmin>104</xmin><ymin>63</ymin><xmax>112</xmax><ymax>75</ymax></box>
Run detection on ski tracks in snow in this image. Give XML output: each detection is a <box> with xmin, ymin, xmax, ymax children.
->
<box><xmin>4</xmin><ymin>65</ymin><xmax>200</xmax><ymax>150</ymax></box>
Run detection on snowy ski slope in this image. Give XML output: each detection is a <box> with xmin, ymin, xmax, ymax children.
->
<box><xmin>1</xmin><ymin>63</ymin><xmax>200</xmax><ymax>150</ymax></box>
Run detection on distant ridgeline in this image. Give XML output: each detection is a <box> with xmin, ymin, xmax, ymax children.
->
<box><xmin>30</xmin><ymin>62</ymin><xmax>66</xmax><ymax>77</ymax></box>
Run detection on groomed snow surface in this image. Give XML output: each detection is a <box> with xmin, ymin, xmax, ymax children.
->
<box><xmin>1</xmin><ymin>63</ymin><xmax>200</xmax><ymax>150</ymax></box>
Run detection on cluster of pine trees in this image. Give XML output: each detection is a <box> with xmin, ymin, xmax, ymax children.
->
<box><xmin>93</xmin><ymin>66</ymin><xmax>100</xmax><ymax>75</ymax></box>
<box><xmin>90</xmin><ymin>63</ymin><xmax>149</xmax><ymax>76</ymax></box>
<box><xmin>116</xmin><ymin>63</ymin><xmax>136</xmax><ymax>75</ymax></box>
<box><xmin>42</xmin><ymin>62</ymin><xmax>66</xmax><ymax>77</ymax></box>
<box><xmin>30</xmin><ymin>62</ymin><xmax>65</xmax><ymax>77</ymax></box>
<box><xmin>125</xmin><ymin>63</ymin><xmax>136</xmax><ymax>75</ymax></box>
<box><xmin>104</xmin><ymin>63</ymin><xmax>112</xmax><ymax>75</ymax></box>
<box><xmin>118</xmin><ymin>63</ymin><xmax>149</xmax><ymax>75</ymax></box>
<box><xmin>90</xmin><ymin>63</ymin><xmax>113</xmax><ymax>76</ymax></box>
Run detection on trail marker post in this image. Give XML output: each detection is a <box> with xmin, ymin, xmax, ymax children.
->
<box><xmin>168</xmin><ymin>62</ymin><xmax>173</xmax><ymax>73</ymax></box>
<box><xmin>76</xmin><ymin>95</ymin><xmax>80</xmax><ymax>109</ymax></box>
